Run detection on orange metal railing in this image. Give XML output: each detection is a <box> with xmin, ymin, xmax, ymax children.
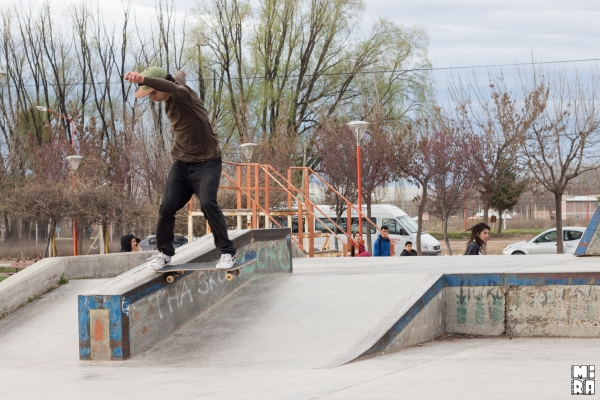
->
<box><xmin>187</xmin><ymin>161</ymin><xmax>393</xmax><ymax>257</ymax></box>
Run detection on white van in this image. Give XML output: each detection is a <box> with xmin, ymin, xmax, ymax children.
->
<box><xmin>275</xmin><ymin>204</ymin><xmax>441</xmax><ymax>256</ymax></box>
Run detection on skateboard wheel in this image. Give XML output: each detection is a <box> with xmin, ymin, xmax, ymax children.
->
<box><xmin>225</xmin><ymin>273</ymin><xmax>233</xmax><ymax>281</ymax></box>
<box><xmin>234</xmin><ymin>269</ymin><xmax>241</xmax><ymax>276</ymax></box>
<box><xmin>166</xmin><ymin>275</ymin><xmax>175</xmax><ymax>283</ymax></box>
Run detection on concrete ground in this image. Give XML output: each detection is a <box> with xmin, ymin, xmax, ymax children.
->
<box><xmin>1</xmin><ymin>256</ymin><xmax>598</xmax><ymax>399</ymax></box>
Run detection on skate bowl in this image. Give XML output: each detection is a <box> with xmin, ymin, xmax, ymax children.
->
<box><xmin>117</xmin><ymin>255</ymin><xmax>600</xmax><ymax>370</ymax></box>
<box><xmin>78</xmin><ymin>228</ymin><xmax>292</xmax><ymax>361</ymax></box>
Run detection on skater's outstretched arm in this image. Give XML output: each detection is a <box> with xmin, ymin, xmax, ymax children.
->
<box><xmin>124</xmin><ymin>70</ymin><xmax>191</xmax><ymax>102</ymax></box>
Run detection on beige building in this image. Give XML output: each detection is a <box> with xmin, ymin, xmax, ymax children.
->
<box><xmin>562</xmin><ymin>195</ymin><xmax>599</xmax><ymax>222</ymax></box>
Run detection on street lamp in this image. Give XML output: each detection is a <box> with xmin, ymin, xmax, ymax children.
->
<box><xmin>347</xmin><ymin>120</ymin><xmax>369</xmax><ymax>236</ymax></box>
<box><xmin>239</xmin><ymin>142</ymin><xmax>258</xmax><ymax>162</ymax></box>
<box><xmin>37</xmin><ymin>105</ymin><xmax>81</xmax><ymax>256</ymax></box>
<box><xmin>66</xmin><ymin>155</ymin><xmax>84</xmax><ymax>170</ymax></box>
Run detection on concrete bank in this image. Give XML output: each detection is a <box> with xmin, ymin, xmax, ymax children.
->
<box><xmin>78</xmin><ymin>228</ymin><xmax>292</xmax><ymax>361</ymax></box>
<box><xmin>0</xmin><ymin>250</ymin><xmax>156</xmax><ymax>318</ymax></box>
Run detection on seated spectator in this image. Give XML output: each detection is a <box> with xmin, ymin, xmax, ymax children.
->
<box><xmin>400</xmin><ymin>241</ymin><xmax>417</xmax><ymax>256</ymax></box>
<box><xmin>373</xmin><ymin>225</ymin><xmax>391</xmax><ymax>257</ymax></box>
<box><xmin>350</xmin><ymin>232</ymin><xmax>371</xmax><ymax>257</ymax></box>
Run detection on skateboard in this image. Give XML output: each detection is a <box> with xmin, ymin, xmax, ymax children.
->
<box><xmin>158</xmin><ymin>259</ymin><xmax>256</xmax><ymax>283</ymax></box>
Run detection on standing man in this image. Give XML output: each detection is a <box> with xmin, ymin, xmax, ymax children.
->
<box><xmin>373</xmin><ymin>225</ymin><xmax>391</xmax><ymax>256</ymax></box>
<box><xmin>124</xmin><ymin>66</ymin><xmax>236</xmax><ymax>270</ymax></box>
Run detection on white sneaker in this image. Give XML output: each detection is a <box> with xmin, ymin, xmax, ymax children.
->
<box><xmin>216</xmin><ymin>254</ymin><xmax>236</xmax><ymax>270</ymax></box>
<box><xmin>147</xmin><ymin>252</ymin><xmax>172</xmax><ymax>271</ymax></box>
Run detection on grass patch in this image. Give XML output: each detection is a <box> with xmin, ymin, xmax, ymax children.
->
<box><xmin>0</xmin><ymin>275</ymin><xmax>9</xmax><ymax>282</ymax></box>
<box><xmin>58</xmin><ymin>275</ymin><xmax>69</xmax><ymax>286</ymax></box>
<box><xmin>428</xmin><ymin>229</ymin><xmax>545</xmax><ymax>241</ymax></box>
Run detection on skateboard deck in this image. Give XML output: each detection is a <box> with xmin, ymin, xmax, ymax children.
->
<box><xmin>158</xmin><ymin>259</ymin><xmax>256</xmax><ymax>283</ymax></box>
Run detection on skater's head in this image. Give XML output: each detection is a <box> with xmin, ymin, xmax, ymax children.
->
<box><xmin>134</xmin><ymin>66</ymin><xmax>172</xmax><ymax>102</ymax></box>
<box><xmin>468</xmin><ymin>222</ymin><xmax>490</xmax><ymax>247</ymax></box>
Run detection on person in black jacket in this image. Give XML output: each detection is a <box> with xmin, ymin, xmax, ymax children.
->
<box><xmin>120</xmin><ymin>234</ymin><xmax>141</xmax><ymax>252</ymax></box>
<box><xmin>464</xmin><ymin>223</ymin><xmax>491</xmax><ymax>255</ymax></box>
<box><xmin>400</xmin><ymin>241</ymin><xmax>417</xmax><ymax>256</ymax></box>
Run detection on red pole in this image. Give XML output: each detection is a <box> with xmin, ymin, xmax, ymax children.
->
<box><xmin>357</xmin><ymin>144</ymin><xmax>363</xmax><ymax>236</ymax></box>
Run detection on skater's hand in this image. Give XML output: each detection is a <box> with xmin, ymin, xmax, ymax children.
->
<box><xmin>124</xmin><ymin>71</ymin><xmax>144</xmax><ymax>84</ymax></box>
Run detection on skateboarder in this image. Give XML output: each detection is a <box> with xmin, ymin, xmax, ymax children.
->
<box><xmin>124</xmin><ymin>66</ymin><xmax>236</xmax><ymax>270</ymax></box>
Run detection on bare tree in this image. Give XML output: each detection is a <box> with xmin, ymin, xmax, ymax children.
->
<box><xmin>450</xmin><ymin>71</ymin><xmax>547</xmax><ymax>224</ymax></box>
<box><xmin>395</xmin><ymin>115</ymin><xmax>437</xmax><ymax>256</ymax></box>
<box><xmin>522</xmin><ymin>70</ymin><xmax>600</xmax><ymax>253</ymax></box>
<box><xmin>426</xmin><ymin>121</ymin><xmax>480</xmax><ymax>255</ymax></box>
<box><xmin>314</xmin><ymin>117</ymin><xmax>358</xmax><ymax>248</ymax></box>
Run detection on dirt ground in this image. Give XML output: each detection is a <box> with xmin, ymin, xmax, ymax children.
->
<box><xmin>442</xmin><ymin>237</ymin><xmax>532</xmax><ymax>256</ymax></box>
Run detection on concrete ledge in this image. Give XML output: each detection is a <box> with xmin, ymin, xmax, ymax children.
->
<box><xmin>0</xmin><ymin>251</ymin><xmax>156</xmax><ymax>319</ymax></box>
<box><xmin>334</xmin><ymin>271</ymin><xmax>600</xmax><ymax>365</ymax></box>
<box><xmin>78</xmin><ymin>229</ymin><xmax>293</xmax><ymax>361</ymax></box>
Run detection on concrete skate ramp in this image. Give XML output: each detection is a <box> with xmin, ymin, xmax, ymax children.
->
<box><xmin>129</xmin><ymin>255</ymin><xmax>600</xmax><ymax>370</ymax></box>
<box><xmin>78</xmin><ymin>228</ymin><xmax>292</xmax><ymax>360</ymax></box>
<box><xmin>129</xmin><ymin>272</ymin><xmax>440</xmax><ymax>369</ymax></box>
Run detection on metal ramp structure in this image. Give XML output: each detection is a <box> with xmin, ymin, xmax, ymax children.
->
<box><xmin>575</xmin><ymin>206</ymin><xmax>600</xmax><ymax>256</ymax></box>
<box><xmin>186</xmin><ymin>162</ymin><xmax>393</xmax><ymax>257</ymax></box>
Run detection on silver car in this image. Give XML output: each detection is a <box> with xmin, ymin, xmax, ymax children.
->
<box><xmin>502</xmin><ymin>227</ymin><xmax>585</xmax><ymax>255</ymax></box>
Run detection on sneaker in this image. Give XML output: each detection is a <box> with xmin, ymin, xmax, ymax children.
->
<box><xmin>216</xmin><ymin>254</ymin><xmax>236</xmax><ymax>270</ymax></box>
<box><xmin>147</xmin><ymin>252</ymin><xmax>172</xmax><ymax>271</ymax></box>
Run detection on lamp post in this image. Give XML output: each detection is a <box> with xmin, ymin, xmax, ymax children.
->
<box><xmin>239</xmin><ymin>143</ymin><xmax>258</xmax><ymax>162</ymax></box>
<box><xmin>347</xmin><ymin>120</ymin><xmax>369</xmax><ymax>236</ymax></box>
<box><xmin>239</xmin><ymin>143</ymin><xmax>258</xmax><ymax>229</ymax></box>
<box><xmin>37</xmin><ymin>105</ymin><xmax>81</xmax><ymax>256</ymax></box>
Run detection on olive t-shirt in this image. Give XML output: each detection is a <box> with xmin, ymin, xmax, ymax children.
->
<box><xmin>142</xmin><ymin>73</ymin><xmax>221</xmax><ymax>163</ymax></box>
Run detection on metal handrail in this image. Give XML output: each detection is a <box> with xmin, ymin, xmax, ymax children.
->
<box><xmin>288</xmin><ymin>166</ymin><xmax>385</xmax><ymax>237</ymax></box>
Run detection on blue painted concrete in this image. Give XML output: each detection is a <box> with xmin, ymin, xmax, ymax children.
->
<box><xmin>575</xmin><ymin>206</ymin><xmax>600</xmax><ymax>256</ymax></box>
<box><xmin>78</xmin><ymin>295</ymin><xmax>124</xmax><ymax>360</ymax></box>
<box><xmin>359</xmin><ymin>270</ymin><xmax>600</xmax><ymax>360</ymax></box>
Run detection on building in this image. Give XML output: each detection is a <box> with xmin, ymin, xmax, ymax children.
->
<box><xmin>563</xmin><ymin>195</ymin><xmax>599</xmax><ymax>222</ymax></box>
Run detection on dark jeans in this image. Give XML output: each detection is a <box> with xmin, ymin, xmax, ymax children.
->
<box><xmin>156</xmin><ymin>159</ymin><xmax>235</xmax><ymax>257</ymax></box>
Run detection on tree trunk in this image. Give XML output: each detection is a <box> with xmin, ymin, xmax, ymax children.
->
<box><xmin>416</xmin><ymin>186</ymin><xmax>428</xmax><ymax>256</ymax></box>
<box><xmin>497</xmin><ymin>210</ymin><xmax>503</xmax><ymax>235</ymax></box>
<box><xmin>78</xmin><ymin>220</ymin><xmax>84</xmax><ymax>256</ymax></box>
<box><xmin>554</xmin><ymin>192</ymin><xmax>563</xmax><ymax>254</ymax></box>
<box><xmin>443</xmin><ymin>217</ymin><xmax>452</xmax><ymax>255</ymax></box>
<box><xmin>43</xmin><ymin>220</ymin><xmax>57</xmax><ymax>258</ymax></box>
<box><xmin>17</xmin><ymin>218</ymin><xmax>24</xmax><ymax>261</ymax></box>
<box><xmin>482</xmin><ymin>190</ymin><xmax>490</xmax><ymax>224</ymax></box>
<box><xmin>333</xmin><ymin>212</ymin><xmax>342</xmax><ymax>250</ymax></box>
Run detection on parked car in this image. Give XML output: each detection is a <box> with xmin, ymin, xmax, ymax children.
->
<box><xmin>502</xmin><ymin>227</ymin><xmax>585</xmax><ymax>255</ymax></box>
<box><xmin>140</xmin><ymin>235</ymin><xmax>188</xmax><ymax>251</ymax></box>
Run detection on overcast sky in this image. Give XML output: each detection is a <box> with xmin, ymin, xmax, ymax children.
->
<box><xmin>11</xmin><ymin>0</ymin><xmax>600</xmax><ymax>90</ymax></box>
